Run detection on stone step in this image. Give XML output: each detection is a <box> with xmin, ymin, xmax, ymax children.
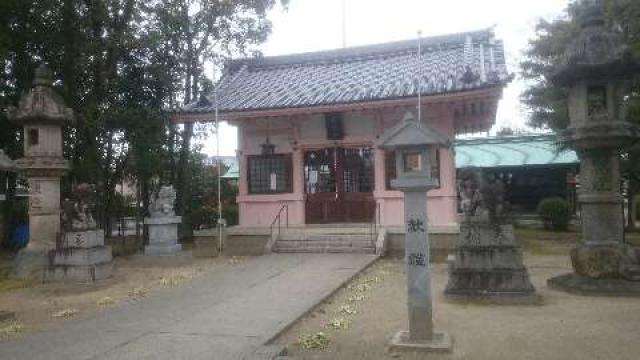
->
<box><xmin>276</xmin><ymin>239</ymin><xmax>374</xmax><ymax>247</ymax></box>
<box><xmin>52</xmin><ymin>246</ymin><xmax>112</xmax><ymax>267</ymax></box>
<box><xmin>278</xmin><ymin>233</ymin><xmax>374</xmax><ymax>241</ymax></box>
<box><xmin>273</xmin><ymin>246</ymin><xmax>375</xmax><ymax>254</ymax></box>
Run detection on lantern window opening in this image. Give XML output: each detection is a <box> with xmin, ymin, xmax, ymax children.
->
<box><xmin>28</xmin><ymin>129</ymin><xmax>39</xmax><ymax>146</ymax></box>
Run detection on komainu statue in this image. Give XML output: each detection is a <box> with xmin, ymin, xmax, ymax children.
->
<box><xmin>445</xmin><ymin>167</ymin><xmax>537</xmax><ymax>302</ymax></box>
<box><xmin>149</xmin><ymin>185</ymin><xmax>176</xmax><ymax>217</ymax></box>
<box><xmin>62</xmin><ymin>183</ymin><xmax>97</xmax><ymax>231</ymax></box>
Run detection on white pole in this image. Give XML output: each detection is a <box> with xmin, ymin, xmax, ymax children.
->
<box><xmin>341</xmin><ymin>0</ymin><xmax>347</xmax><ymax>48</ymax></box>
<box><xmin>417</xmin><ymin>30</ymin><xmax>422</xmax><ymax>124</ymax></box>
<box><xmin>215</xmin><ymin>66</ymin><xmax>223</xmax><ymax>254</ymax></box>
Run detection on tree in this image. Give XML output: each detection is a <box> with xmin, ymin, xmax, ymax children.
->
<box><xmin>521</xmin><ymin>0</ymin><xmax>640</xmax><ymax>230</ymax></box>
<box><xmin>0</xmin><ymin>0</ymin><xmax>286</xmax><ymax>246</ymax></box>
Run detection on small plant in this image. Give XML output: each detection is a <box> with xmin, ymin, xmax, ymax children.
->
<box><xmin>326</xmin><ymin>317</ymin><xmax>350</xmax><ymax>330</ymax></box>
<box><xmin>298</xmin><ymin>332</ymin><xmax>330</xmax><ymax>351</ymax></box>
<box><xmin>96</xmin><ymin>297</ymin><xmax>116</xmax><ymax>307</ymax></box>
<box><xmin>537</xmin><ymin>197</ymin><xmax>570</xmax><ymax>231</ymax></box>
<box><xmin>348</xmin><ymin>282</ymin><xmax>371</xmax><ymax>293</ymax></box>
<box><xmin>0</xmin><ymin>321</ymin><xmax>25</xmax><ymax>338</ymax></box>
<box><xmin>339</xmin><ymin>304</ymin><xmax>357</xmax><ymax>315</ymax></box>
<box><xmin>52</xmin><ymin>308</ymin><xmax>79</xmax><ymax>319</ymax></box>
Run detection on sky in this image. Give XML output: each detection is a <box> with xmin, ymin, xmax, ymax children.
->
<box><xmin>202</xmin><ymin>0</ymin><xmax>569</xmax><ymax>156</ymax></box>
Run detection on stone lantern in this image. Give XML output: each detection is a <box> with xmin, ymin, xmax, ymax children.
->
<box><xmin>377</xmin><ymin>111</ymin><xmax>452</xmax><ymax>352</ymax></box>
<box><xmin>548</xmin><ymin>0</ymin><xmax>640</xmax><ymax>293</ymax></box>
<box><xmin>7</xmin><ymin>64</ymin><xmax>74</xmax><ymax>278</ymax></box>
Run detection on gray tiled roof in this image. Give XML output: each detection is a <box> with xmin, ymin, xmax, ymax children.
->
<box><xmin>183</xmin><ymin>29</ymin><xmax>510</xmax><ymax>114</ymax></box>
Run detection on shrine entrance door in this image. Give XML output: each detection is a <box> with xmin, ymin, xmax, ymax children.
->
<box><xmin>304</xmin><ymin>147</ymin><xmax>375</xmax><ymax>224</ymax></box>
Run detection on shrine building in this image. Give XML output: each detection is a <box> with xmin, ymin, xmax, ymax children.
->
<box><xmin>176</xmin><ymin>29</ymin><xmax>511</xmax><ymax>254</ymax></box>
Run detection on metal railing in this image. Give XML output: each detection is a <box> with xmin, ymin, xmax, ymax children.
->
<box><xmin>270</xmin><ymin>204</ymin><xmax>289</xmax><ymax>244</ymax></box>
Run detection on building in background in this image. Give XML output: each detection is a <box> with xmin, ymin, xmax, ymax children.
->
<box><xmin>455</xmin><ymin>135</ymin><xmax>579</xmax><ymax>214</ymax></box>
<box><xmin>176</xmin><ymin>29</ymin><xmax>511</xmax><ymax>251</ymax></box>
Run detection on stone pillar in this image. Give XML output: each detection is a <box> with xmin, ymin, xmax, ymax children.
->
<box><xmin>577</xmin><ymin>149</ymin><xmax>624</xmax><ymax>247</ymax></box>
<box><xmin>403</xmin><ymin>189</ymin><xmax>432</xmax><ymax>340</ymax></box>
<box><xmin>377</xmin><ymin>111</ymin><xmax>452</xmax><ymax>353</ymax></box>
<box><xmin>7</xmin><ymin>65</ymin><xmax>73</xmax><ymax>278</ymax></box>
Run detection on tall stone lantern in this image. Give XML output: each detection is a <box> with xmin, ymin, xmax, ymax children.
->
<box><xmin>377</xmin><ymin>111</ymin><xmax>452</xmax><ymax>353</ymax></box>
<box><xmin>548</xmin><ymin>0</ymin><xmax>640</xmax><ymax>293</ymax></box>
<box><xmin>7</xmin><ymin>64</ymin><xmax>73</xmax><ymax>278</ymax></box>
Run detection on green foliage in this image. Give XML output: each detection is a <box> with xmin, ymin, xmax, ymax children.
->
<box><xmin>0</xmin><ymin>0</ymin><xmax>282</xmax><ymax>240</ymax></box>
<box><xmin>521</xmin><ymin>0</ymin><xmax>640</xmax><ymax>131</ymax></box>
<box><xmin>537</xmin><ymin>197</ymin><xmax>570</xmax><ymax>231</ymax></box>
<box><xmin>298</xmin><ymin>332</ymin><xmax>330</xmax><ymax>351</ymax></box>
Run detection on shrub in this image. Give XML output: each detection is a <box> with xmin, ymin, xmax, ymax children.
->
<box><xmin>537</xmin><ymin>197</ymin><xmax>570</xmax><ymax>231</ymax></box>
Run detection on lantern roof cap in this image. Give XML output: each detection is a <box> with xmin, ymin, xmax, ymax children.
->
<box><xmin>6</xmin><ymin>64</ymin><xmax>74</xmax><ymax>126</ymax></box>
<box><xmin>551</xmin><ymin>0</ymin><xmax>640</xmax><ymax>86</ymax></box>
<box><xmin>376</xmin><ymin>111</ymin><xmax>450</xmax><ymax>150</ymax></box>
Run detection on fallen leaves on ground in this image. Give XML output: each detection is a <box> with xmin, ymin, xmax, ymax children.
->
<box><xmin>96</xmin><ymin>296</ymin><xmax>116</xmax><ymax>307</ymax></box>
<box><xmin>228</xmin><ymin>256</ymin><xmax>245</xmax><ymax>265</ymax></box>
<box><xmin>339</xmin><ymin>304</ymin><xmax>357</xmax><ymax>315</ymax></box>
<box><xmin>128</xmin><ymin>286</ymin><xmax>148</xmax><ymax>297</ymax></box>
<box><xmin>158</xmin><ymin>271</ymin><xmax>194</xmax><ymax>287</ymax></box>
<box><xmin>326</xmin><ymin>317</ymin><xmax>350</xmax><ymax>330</ymax></box>
<box><xmin>52</xmin><ymin>308</ymin><xmax>79</xmax><ymax>319</ymax></box>
<box><xmin>0</xmin><ymin>321</ymin><xmax>24</xmax><ymax>338</ymax></box>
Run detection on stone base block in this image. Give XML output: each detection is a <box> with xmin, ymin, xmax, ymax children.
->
<box><xmin>45</xmin><ymin>262</ymin><xmax>113</xmax><ymax>283</ymax></box>
<box><xmin>52</xmin><ymin>246</ymin><xmax>112</xmax><ymax>266</ymax></box>
<box><xmin>444</xmin><ymin>292</ymin><xmax>542</xmax><ymax>305</ymax></box>
<box><xmin>64</xmin><ymin>230</ymin><xmax>104</xmax><ymax>248</ymax></box>
<box><xmin>193</xmin><ymin>237</ymin><xmax>219</xmax><ymax>258</ymax></box>
<box><xmin>12</xmin><ymin>248</ymin><xmax>48</xmax><ymax>279</ymax></box>
<box><xmin>145</xmin><ymin>243</ymin><xmax>182</xmax><ymax>256</ymax></box>
<box><xmin>548</xmin><ymin>273</ymin><xmax>640</xmax><ymax>297</ymax></box>
<box><xmin>389</xmin><ymin>330</ymin><xmax>452</xmax><ymax>353</ymax></box>
<box><xmin>445</xmin><ymin>269</ymin><xmax>536</xmax><ymax>295</ymax></box>
<box><xmin>0</xmin><ymin>311</ymin><xmax>16</xmax><ymax>322</ymax></box>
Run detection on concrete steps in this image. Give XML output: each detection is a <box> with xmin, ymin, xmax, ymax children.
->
<box><xmin>273</xmin><ymin>230</ymin><xmax>376</xmax><ymax>254</ymax></box>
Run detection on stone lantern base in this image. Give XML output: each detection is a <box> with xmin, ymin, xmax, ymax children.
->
<box><xmin>548</xmin><ymin>243</ymin><xmax>640</xmax><ymax>296</ymax></box>
<box><xmin>389</xmin><ymin>330</ymin><xmax>452</xmax><ymax>353</ymax></box>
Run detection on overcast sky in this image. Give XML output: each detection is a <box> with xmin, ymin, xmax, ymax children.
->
<box><xmin>203</xmin><ymin>0</ymin><xmax>569</xmax><ymax>156</ymax></box>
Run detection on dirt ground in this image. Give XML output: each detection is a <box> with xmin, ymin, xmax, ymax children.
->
<box><xmin>0</xmin><ymin>249</ymin><xmax>243</xmax><ymax>340</ymax></box>
<box><xmin>276</xmin><ymin>229</ymin><xmax>640</xmax><ymax>360</ymax></box>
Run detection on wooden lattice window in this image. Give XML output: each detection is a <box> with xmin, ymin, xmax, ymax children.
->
<box><xmin>248</xmin><ymin>154</ymin><xmax>292</xmax><ymax>194</ymax></box>
<box><xmin>385</xmin><ymin>150</ymin><xmax>441</xmax><ymax>190</ymax></box>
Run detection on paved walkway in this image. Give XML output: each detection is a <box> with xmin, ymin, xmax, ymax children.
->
<box><xmin>0</xmin><ymin>254</ymin><xmax>378</xmax><ymax>360</ymax></box>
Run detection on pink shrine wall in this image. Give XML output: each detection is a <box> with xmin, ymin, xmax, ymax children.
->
<box><xmin>234</xmin><ymin>104</ymin><xmax>459</xmax><ymax>231</ymax></box>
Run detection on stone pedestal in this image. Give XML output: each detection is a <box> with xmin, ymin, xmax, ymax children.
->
<box><xmin>144</xmin><ymin>216</ymin><xmax>182</xmax><ymax>256</ymax></box>
<box><xmin>45</xmin><ymin>230</ymin><xmax>113</xmax><ymax>283</ymax></box>
<box><xmin>445</xmin><ymin>222</ymin><xmax>539</xmax><ymax>304</ymax></box>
